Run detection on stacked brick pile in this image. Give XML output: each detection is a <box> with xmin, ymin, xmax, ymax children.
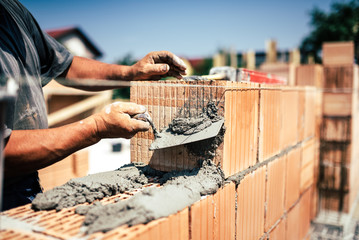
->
<box><xmin>319</xmin><ymin>42</ymin><xmax>359</xmax><ymax>213</ymax></box>
<box><xmin>130</xmin><ymin>79</ymin><xmax>320</xmax><ymax>239</ymax></box>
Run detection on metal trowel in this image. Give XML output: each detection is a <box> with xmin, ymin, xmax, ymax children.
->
<box><xmin>149</xmin><ymin>119</ymin><xmax>224</xmax><ymax>150</ymax></box>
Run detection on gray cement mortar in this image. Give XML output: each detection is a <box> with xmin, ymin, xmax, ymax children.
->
<box><xmin>76</xmin><ymin>160</ymin><xmax>224</xmax><ymax>234</ymax></box>
<box><xmin>32</xmin><ymin>163</ymin><xmax>163</xmax><ymax>211</ymax></box>
<box><xmin>169</xmin><ymin>101</ymin><xmax>222</xmax><ymax>135</ymax></box>
<box><xmin>168</xmin><ymin>100</ymin><xmax>225</xmax><ymax>159</ymax></box>
<box><xmin>31</xmin><ymin>160</ymin><xmax>224</xmax><ymax>235</ymax></box>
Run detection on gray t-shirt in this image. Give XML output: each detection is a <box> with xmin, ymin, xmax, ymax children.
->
<box><xmin>0</xmin><ymin>0</ymin><xmax>73</xmax><ymax>138</ymax></box>
<box><xmin>0</xmin><ymin>0</ymin><xmax>73</xmax><ymax>191</ymax></box>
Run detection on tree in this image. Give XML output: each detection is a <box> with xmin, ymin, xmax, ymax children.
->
<box><xmin>300</xmin><ymin>0</ymin><xmax>359</xmax><ymax>63</ymax></box>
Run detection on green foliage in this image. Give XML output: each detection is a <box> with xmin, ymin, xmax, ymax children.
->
<box><xmin>116</xmin><ymin>53</ymin><xmax>137</xmax><ymax>66</ymax></box>
<box><xmin>112</xmin><ymin>53</ymin><xmax>137</xmax><ymax>99</ymax></box>
<box><xmin>300</xmin><ymin>0</ymin><xmax>359</xmax><ymax>63</ymax></box>
<box><xmin>193</xmin><ymin>58</ymin><xmax>213</xmax><ymax>76</ymax></box>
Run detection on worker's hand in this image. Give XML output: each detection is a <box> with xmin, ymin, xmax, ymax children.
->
<box><xmin>131</xmin><ymin>51</ymin><xmax>187</xmax><ymax>80</ymax></box>
<box><xmin>92</xmin><ymin>102</ymin><xmax>150</xmax><ymax>139</ymax></box>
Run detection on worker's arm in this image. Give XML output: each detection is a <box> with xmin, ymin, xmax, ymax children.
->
<box><xmin>59</xmin><ymin>51</ymin><xmax>187</xmax><ymax>91</ymax></box>
<box><xmin>4</xmin><ymin>102</ymin><xmax>149</xmax><ymax>178</ymax></box>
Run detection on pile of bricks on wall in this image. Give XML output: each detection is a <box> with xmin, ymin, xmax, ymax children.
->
<box><xmin>130</xmin><ymin>79</ymin><xmax>320</xmax><ymax>239</ymax></box>
<box><xmin>318</xmin><ymin>42</ymin><xmax>359</xmax><ymax>213</ymax></box>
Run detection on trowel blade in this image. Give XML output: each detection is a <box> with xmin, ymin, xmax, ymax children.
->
<box><xmin>149</xmin><ymin>119</ymin><xmax>224</xmax><ymax>150</ymax></box>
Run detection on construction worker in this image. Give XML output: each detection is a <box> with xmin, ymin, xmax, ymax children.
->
<box><xmin>0</xmin><ymin>0</ymin><xmax>186</xmax><ymax>210</ymax></box>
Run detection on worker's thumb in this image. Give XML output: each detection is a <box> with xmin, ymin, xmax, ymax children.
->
<box><xmin>146</xmin><ymin>64</ymin><xmax>169</xmax><ymax>75</ymax></box>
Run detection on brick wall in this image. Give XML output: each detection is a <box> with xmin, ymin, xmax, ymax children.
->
<box><xmin>319</xmin><ymin>42</ymin><xmax>359</xmax><ymax>213</ymax></box>
<box><xmin>130</xmin><ymin>79</ymin><xmax>320</xmax><ymax>239</ymax></box>
<box><xmin>2</xmin><ymin>75</ymin><xmax>321</xmax><ymax>240</ymax></box>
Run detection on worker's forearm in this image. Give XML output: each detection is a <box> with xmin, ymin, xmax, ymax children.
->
<box><xmin>65</xmin><ymin>56</ymin><xmax>133</xmax><ymax>80</ymax></box>
<box><xmin>59</xmin><ymin>56</ymin><xmax>133</xmax><ymax>91</ymax></box>
<box><xmin>4</xmin><ymin>117</ymin><xmax>99</xmax><ymax>178</ymax></box>
<box><xmin>60</xmin><ymin>52</ymin><xmax>187</xmax><ymax>91</ymax></box>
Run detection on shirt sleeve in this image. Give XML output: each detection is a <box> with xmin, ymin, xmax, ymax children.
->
<box><xmin>38</xmin><ymin>32</ymin><xmax>74</xmax><ymax>86</ymax></box>
<box><xmin>22</xmin><ymin>6</ymin><xmax>74</xmax><ymax>86</ymax></box>
<box><xmin>3</xmin><ymin>124</ymin><xmax>11</xmax><ymax>146</ymax></box>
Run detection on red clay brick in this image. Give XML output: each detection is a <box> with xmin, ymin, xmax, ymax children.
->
<box><xmin>223</xmin><ymin>82</ymin><xmax>259</xmax><ymax>176</ymax></box>
<box><xmin>190</xmin><ymin>183</ymin><xmax>235</xmax><ymax>240</ymax></box>
<box><xmin>281</xmin><ymin>88</ymin><xmax>299</xmax><ymax>149</ymax></box>
<box><xmin>218</xmin><ymin>182</ymin><xmax>236</xmax><ymax>240</ymax></box>
<box><xmin>265</xmin><ymin>155</ymin><xmax>285</xmax><ymax>231</ymax></box>
<box><xmin>190</xmin><ymin>199</ymin><xmax>203</xmax><ymax>240</ymax></box>
<box><xmin>304</xmin><ymin>88</ymin><xmax>316</xmax><ymax>139</ymax></box>
<box><xmin>323</xmin><ymin>92</ymin><xmax>353</xmax><ymax>116</ymax></box>
<box><xmin>285</xmin><ymin>147</ymin><xmax>301</xmax><ymax>210</ymax></box>
<box><xmin>322</xmin><ymin>41</ymin><xmax>354</xmax><ymax>66</ymax></box>
<box><xmin>324</xmin><ymin>65</ymin><xmax>355</xmax><ymax>89</ymax></box>
<box><xmin>314</xmin><ymin>91</ymin><xmax>323</xmax><ymax>140</ymax></box>
<box><xmin>313</xmin><ymin>140</ymin><xmax>320</xmax><ymax>184</ymax></box>
<box><xmin>286</xmin><ymin>202</ymin><xmax>301</xmax><ymax>240</ymax></box>
<box><xmin>320</xmin><ymin>190</ymin><xmax>350</xmax><ymax>213</ymax></box>
<box><xmin>319</xmin><ymin>164</ymin><xmax>349</xmax><ymax>192</ymax></box>
<box><xmin>131</xmin><ymin>208</ymin><xmax>189</xmax><ymax>240</ymax></box>
<box><xmin>237</xmin><ymin>166</ymin><xmax>266</xmax><ymax>240</ymax></box>
<box><xmin>321</xmin><ymin>117</ymin><xmax>351</xmax><ymax>142</ymax></box>
<box><xmin>259</xmin><ymin>86</ymin><xmax>281</xmax><ymax>162</ymax></box>
<box><xmin>300</xmin><ymin>139</ymin><xmax>315</xmax><ymax>193</ymax></box>
<box><xmin>295</xmin><ymin>64</ymin><xmax>323</xmax><ymax>88</ymax></box>
<box><xmin>310</xmin><ymin>184</ymin><xmax>319</xmax><ymax>220</ymax></box>
<box><xmin>299</xmin><ymin>189</ymin><xmax>312</xmax><ymax>240</ymax></box>
<box><xmin>269</xmin><ymin>218</ymin><xmax>286</xmax><ymax>240</ymax></box>
<box><xmin>223</xmin><ymin>82</ymin><xmax>234</xmax><ymax>176</ymax></box>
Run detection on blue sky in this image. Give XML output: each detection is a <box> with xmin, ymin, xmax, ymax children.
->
<box><xmin>21</xmin><ymin>0</ymin><xmax>335</xmax><ymax>63</ymax></box>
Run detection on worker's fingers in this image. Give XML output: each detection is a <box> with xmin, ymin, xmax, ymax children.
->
<box><xmin>166</xmin><ymin>69</ymin><xmax>183</xmax><ymax>79</ymax></box>
<box><xmin>143</xmin><ymin>63</ymin><xmax>170</xmax><ymax>76</ymax></box>
<box><xmin>143</xmin><ymin>63</ymin><xmax>185</xmax><ymax>79</ymax></box>
<box><xmin>169</xmin><ymin>54</ymin><xmax>187</xmax><ymax>71</ymax></box>
<box><xmin>169</xmin><ymin>65</ymin><xmax>186</xmax><ymax>76</ymax></box>
<box><xmin>129</xmin><ymin>118</ymin><xmax>150</xmax><ymax>132</ymax></box>
<box><xmin>132</xmin><ymin>51</ymin><xmax>187</xmax><ymax>81</ymax></box>
<box><xmin>152</xmin><ymin>51</ymin><xmax>187</xmax><ymax>71</ymax></box>
<box><xmin>109</xmin><ymin>102</ymin><xmax>147</xmax><ymax>116</ymax></box>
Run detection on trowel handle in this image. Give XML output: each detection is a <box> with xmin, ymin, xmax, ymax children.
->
<box><xmin>132</xmin><ymin>112</ymin><xmax>159</xmax><ymax>138</ymax></box>
<box><xmin>132</xmin><ymin>112</ymin><xmax>152</xmax><ymax>122</ymax></box>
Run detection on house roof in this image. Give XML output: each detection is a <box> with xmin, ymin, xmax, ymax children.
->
<box><xmin>46</xmin><ymin>26</ymin><xmax>103</xmax><ymax>59</ymax></box>
<box><xmin>187</xmin><ymin>58</ymin><xmax>205</xmax><ymax>69</ymax></box>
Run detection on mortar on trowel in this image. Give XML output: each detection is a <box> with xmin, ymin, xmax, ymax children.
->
<box><xmin>134</xmin><ymin>109</ymin><xmax>224</xmax><ymax>150</ymax></box>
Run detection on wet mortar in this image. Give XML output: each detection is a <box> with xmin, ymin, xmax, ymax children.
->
<box><xmin>75</xmin><ymin>160</ymin><xmax>224</xmax><ymax>234</ymax></box>
<box><xmin>31</xmin><ymin>160</ymin><xmax>224</xmax><ymax>234</ymax></box>
<box><xmin>32</xmin><ymin>163</ymin><xmax>163</xmax><ymax>211</ymax></box>
<box><xmin>168</xmin><ymin>100</ymin><xmax>225</xmax><ymax>159</ymax></box>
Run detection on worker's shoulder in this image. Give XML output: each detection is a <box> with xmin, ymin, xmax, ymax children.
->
<box><xmin>1</xmin><ymin>0</ymin><xmax>38</xmax><ymax>36</ymax></box>
<box><xmin>1</xmin><ymin>0</ymin><xmax>35</xmax><ymax>25</ymax></box>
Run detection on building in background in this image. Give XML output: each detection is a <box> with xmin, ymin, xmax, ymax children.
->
<box><xmin>46</xmin><ymin>26</ymin><xmax>103</xmax><ymax>60</ymax></box>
